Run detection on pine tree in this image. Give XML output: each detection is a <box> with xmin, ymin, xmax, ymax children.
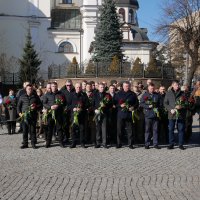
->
<box><xmin>19</xmin><ymin>31</ymin><xmax>41</xmax><ymax>84</ymax></box>
<box><xmin>93</xmin><ymin>0</ymin><xmax>123</xmax><ymax>62</ymax></box>
<box><xmin>132</xmin><ymin>57</ymin><xmax>142</xmax><ymax>76</ymax></box>
<box><xmin>85</xmin><ymin>60</ymin><xmax>95</xmax><ymax>74</ymax></box>
<box><xmin>109</xmin><ymin>55</ymin><xmax>120</xmax><ymax>74</ymax></box>
<box><xmin>146</xmin><ymin>57</ymin><xmax>161</xmax><ymax>77</ymax></box>
<box><xmin>67</xmin><ymin>57</ymin><xmax>77</xmax><ymax>76</ymax></box>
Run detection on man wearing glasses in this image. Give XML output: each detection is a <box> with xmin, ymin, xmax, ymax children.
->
<box><xmin>60</xmin><ymin>80</ymin><xmax>75</xmax><ymax>144</ymax></box>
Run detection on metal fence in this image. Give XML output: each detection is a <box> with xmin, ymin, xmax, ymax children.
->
<box><xmin>48</xmin><ymin>62</ymin><xmax>175</xmax><ymax>79</ymax></box>
<box><xmin>0</xmin><ymin>71</ymin><xmax>20</xmax><ymax>85</ymax></box>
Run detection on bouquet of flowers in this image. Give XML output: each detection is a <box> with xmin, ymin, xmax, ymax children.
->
<box><xmin>119</xmin><ymin>99</ymin><xmax>139</xmax><ymax>123</ymax></box>
<box><xmin>175</xmin><ymin>96</ymin><xmax>187</xmax><ymax>118</ymax></box>
<box><xmin>72</xmin><ymin>101</ymin><xmax>82</xmax><ymax>126</ymax></box>
<box><xmin>144</xmin><ymin>96</ymin><xmax>160</xmax><ymax>118</ymax></box>
<box><xmin>44</xmin><ymin>96</ymin><xmax>64</xmax><ymax>123</ymax></box>
<box><xmin>119</xmin><ymin>99</ymin><xmax>129</xmax><ymax>112</ymax></box>
<box><xmin>5</xmin><ymin>99</ymin><xmax>12</xmax><ymax>109</ymax></box>
<box><xmin>18</xmin><ymin>103</ymin><xmax>37</xmax><ymax>123</ymax></box>
<box><xmin>93</xmin><ymin>94</ymin><xmax>112</xmax><ymax>122</ymax></box>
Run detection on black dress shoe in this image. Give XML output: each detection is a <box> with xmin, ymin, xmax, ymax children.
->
<box><xmin>20</xmin><ymin>145</ymin><xmax>28</xmax><ymax>149</ymax></box>
<box><xmin>167</xmin><ymin>145</ymin><xmax>174</xmax><ymax>150</ymax></box>
<box><xmin>45</xmin><ymin>144</ymin><xmax>50</xmax><ymax>148</ymax></box>
<box><xmin>154</xmin><ymin>145</ymin><xmax>161</xmax><ymax>149</ymax></box>
<box><xmin>32</xmin><ymin>145</ymin><xmax>37</xmax><ymax>149</ymax></box>
<box><xmin>70</xmin><ymin>144</ymin><xmax>76</xmax><ymax>148</ymax></box>
<box><xmin>129</xmin><ymin>145</ymin><xmax>134</xmax><ymax>149</ymax></box>
<box><xmin>145</xmin><ymin>145</ymin><xmax>150</xmax><ymax>149</ymax></box>
<box><xmin>60</xmin><ymin>143</ymin><xmax>65</xmax><ymax>148</ymax></box>
<box><xmin>116</xmin><ymin>144</ymin><xmax>122</xmax><ymax>149</ymax></box>
<box><xmin>95</xmin><ymin>144</ymin><xmax>101</xmax><ymax>148</ymax></box>
<box><xmin>81</xmin><ymin>144</ymin><xmax>87</xmax><ymax>148</ymax></box>
<box><xmin>102</xmin><ymin>145</ymin><xmax>108</xmax><ymax>149</ymax></box>
<box><xmin>179</xmin><ymin>145</ymin><xmax>185</xmax><ymax>150</ymax></box>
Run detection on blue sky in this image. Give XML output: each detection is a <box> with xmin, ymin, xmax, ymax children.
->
<box><xmin>137</xmin><ymin>0</ymin><xmax>162</xmax><ymax>42</ymax></box>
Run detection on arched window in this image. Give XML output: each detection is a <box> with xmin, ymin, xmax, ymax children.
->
<box><xmin>58</xmin><ymin>41</ymin><xmax>74</xmax><ymax>53</ymax></box>
<box><xmin>62</xmin><ymin>0</ymin><xmax>72</xmax><ymax>4</ymax></box>
<box><xmin>129</xmin><ymin>9</ymin><xmax>134</xmax><ymax>24</ymax></box>
<box><xmin>119</xmin><ymin>8</ymin><xmax>125</xmax><ymax>22</ymax></box>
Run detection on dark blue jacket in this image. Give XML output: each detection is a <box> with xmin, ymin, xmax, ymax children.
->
<box><xmin>140</xmin><ymin>92</ymin><xmax>162</xmax><ymax>119</ymax></box>
<box><xmin>114</xmin><ymin>90</ymin><xmax>139</xmax><ymax>119</ymax></box>
<box><xmin>92</xmin><ymin>91</ymin><xmax>113</xmax><ymax>114</ymax></box>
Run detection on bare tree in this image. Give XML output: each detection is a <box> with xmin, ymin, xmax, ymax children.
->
<box><xmin>0</xmin><ymin>53</ymin><xmax>19</xmax><ymax>73</ymax></box>
<box><xmin>156</xmin><ymin>0</ymin><xmax>200</xmax><ymax>86</ymax></box>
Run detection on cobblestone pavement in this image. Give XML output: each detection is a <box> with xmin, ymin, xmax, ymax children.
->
<box><xmin>0</xmin><ymin>115</ymin><xmax>200</xmax><ymax>200</ymax></box>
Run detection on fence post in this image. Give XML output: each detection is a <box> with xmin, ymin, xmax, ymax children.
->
<box><xmin>96</xmin><ymin>62</ymin><xmax>98</xmax><ymax>78</ymax></box>
<box><xmin>120</xmin><ymin>61</ymin><xmax>122</xmax><ymax>78</ymax></box>
<box><xmin>12</xmin><ymin>73</ymin><xmax>15</xmax><ymax>85</ymax></box>
<box><xmin>75</xmin><ymin>64</ymin><xmax>77</xmax><ymax>78</ymax></box>
<box><xmin>58</xmin><ymin>65</ymin><xmax>61</xmax><ymax>78</ymax></box>
<box><xmin>142</xmin><ymin>64</ymin><xmax>145</xmax><ymax>78</ymax></box>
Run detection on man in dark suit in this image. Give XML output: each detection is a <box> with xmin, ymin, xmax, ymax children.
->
<box><xmin>60</xmin><ymin>79</ymin><xmax>75</xmax><ymax>144</ymax></box>
<box><xmin>140</xmin><ymin>83</ymin><xmax>162</xmax><ymax>149</ymax></box>
<box><xmin>69</xmin><ymin>83</ymin><xmax>89</xmax><ymax>148</ymax></box>
<box><xmin>17</xmin><ymin>84</ymin><xmax>42</xmax><ymax>149</ymax></box>
<box><xmin>93</xmin><ymin>83</ymin><xmax>112</xmax><ymax>148</ymax></box>
<box><xmin>115</xmin><ymin>81</ymin><xmax>139</xmax><ymax>149</ymax></box>
<box><xmin>43</xmin><ymin>82</ymin><xmax>66</xmax><ymax>148</ymax></box>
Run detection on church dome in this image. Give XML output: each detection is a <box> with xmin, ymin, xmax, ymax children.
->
<box><xmin>116</xmin><ymin>0</ymin><xmax>139</xmax><ymax>8</ymax></box>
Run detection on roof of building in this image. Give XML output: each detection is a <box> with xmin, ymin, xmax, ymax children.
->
<box><xmin>116</xmin><ymin>0</ymin><xmax>139</xmax><ymax>8</ymax></box>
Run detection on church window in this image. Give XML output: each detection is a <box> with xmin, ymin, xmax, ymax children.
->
<box><xmin>129</xmin><ymin>9</ymin><xmax>134</xmax><ymax>24</ymax></box>
<box><xmin>62</xmin><ymin>0</ymin><xmax>72</xmax><ymax>3</ymax></box>
<box><xmin>119</xmin><ymin>8</ymin><xmax>125</xmax><ymax>21</ymax></box>
<box><xmin>58</xmin><ymin>41</ymin><xmax>74</xmax><ymax>53</ymax></box>
<box><xmin>51</xmin><ymin>9</ymin><xmax>81</xmax><ymax>29</ymax></box>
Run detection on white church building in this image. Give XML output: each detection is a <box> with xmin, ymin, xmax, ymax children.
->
<box><xmin>0</xmin><ymin>0</ymin><xmax>157</xmax><ymax>78</ymax></box>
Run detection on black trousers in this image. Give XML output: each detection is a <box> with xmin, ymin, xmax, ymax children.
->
<box><xmin>71</xmin><ymin>122</ymin><xmax>85</xmax><ymax>145</ymax></box>
<box><xmin>46</xmin><ymin>117</ymin><xmax>63</xmax><ymax>144</ymax></box>
<box><xmin>22</xmin><ymin>121</ymin><xmax>37</xmax><ymax>145</ymax></box>
<box><xmin>117</xmin><ymin>118</ymin><xmax>134</xmax><ymax>146</ymax></box>
<box><xmin>145</xmin><ymin>118</ymin><xmax>159</xmax><ymax>146</ymax></box>
<box><xmin>63</xmin><ymin>112</ymin><xmax>71</xmax><ymax>141</ymax></box>
<box><xmin>7</xmin><ymin>121</ymin><xmax>16</xmax><ymax>134</ymax></box>
<box><xmin>96</xmin><ymin>114</ymin><xmax>108</xmax><ymax>146</ymax></box>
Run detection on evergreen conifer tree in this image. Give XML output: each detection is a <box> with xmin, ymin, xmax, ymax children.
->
<box><xmin>93</xmin><ymin>0</ymin><xmax>123</xmax><ymax>62</ymax></box>
<box><xmin>109</xmin><ymin>55</ymin><xmax>120</xmax><ymax>74</ymax></box>
<box><xmin>19</xmin><ymin>31</ymin><xmax>41</xmax><ymax>84</ymax></box>
<box><xmin>132</xmin><ymin>57</ymin><xmax>142</xmax><ymax>76</ymax></box>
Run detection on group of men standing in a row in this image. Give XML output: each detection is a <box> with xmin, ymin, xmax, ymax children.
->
<box><xmin>15</xmin><ymin>79</ymin><xmax>198</xmax><ymax>150</ymax></box>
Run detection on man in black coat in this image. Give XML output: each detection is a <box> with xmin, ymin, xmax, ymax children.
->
<box><xmin>69</xmin><ymin>83</ymin><xmax>89</xmax><ymax>148</ymax></box>
<box><xmin>93</xmin><ymin>83</ymin><xmax>113</xmax><ymax>148</ymax></box>
<box><xmin>140</xmin><ymin>83</ymin><xmax>162</xmax><ymax>149</ymax></box>
<box><xmin>164</xmin><ymin>80</ymin><xmax>187</xmax><ymax>150</ymax></box>
<box><xmin>43</xmin><ymin>82</ymin><xmax>66</xmax><ymax>148</ymax></box>
<box><xmin>60</xmin><ymin>79</ymin><xmax>75</xmax><ymax>143</ymax></box>
<box><xmin>114</xmin><ymin>81</ymin><xmax>139</xmax><ymax>149</ymax></box>
<box><xmin>17</xmin><ymin>84</ymin><xmax>42</xmax><ymax>149</ymax></box>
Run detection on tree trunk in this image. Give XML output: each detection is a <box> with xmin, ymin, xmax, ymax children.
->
<box><xmin>186</xmin><ymin>60</ymin><xmax>198</xmax><ymax>87</ymax></box>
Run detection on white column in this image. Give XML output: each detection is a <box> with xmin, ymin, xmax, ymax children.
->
<box><xmin>80</xmin><ymin>0</ymin><xmax>102</xmax><ymax>63</ymax></box>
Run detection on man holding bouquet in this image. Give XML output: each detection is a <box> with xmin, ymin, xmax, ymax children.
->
<box><xmin>69</xmin><ymin>83</ymin><xmax>89</xmax><ymax>148</ymax></box>
<box><xmin>140</xmin><ymin>83</ymin><xmax>162</xmax><ymax>149</ymax></box>
<box><xmin>164</xmin><ymin>80</ymin><xmax>187</xmax><ymax>150</ymax></box>
<box><xmin>17</xmin><ymin>84</ymin><xmax>42</xmax><ymax>149</ymax></box>
<box><xmin>93</xmin><ymin>83</ymin><xmax>113</xmax><ymax>148</ymax></box>
<box><xmin>115</xmin><ymin>81</ymin><xmax>139</xmax><ymax>149</ymax></box>
<box><xmin>43</xmin><ymin>82</ymin><xmax>66</xmax><ymax>148</ymax></box>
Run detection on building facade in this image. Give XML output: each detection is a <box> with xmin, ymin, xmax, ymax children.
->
<box><xmin>0</xmin><ymin>0</ymin><xmax>157</xmax><ymax>79</ymax></box>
